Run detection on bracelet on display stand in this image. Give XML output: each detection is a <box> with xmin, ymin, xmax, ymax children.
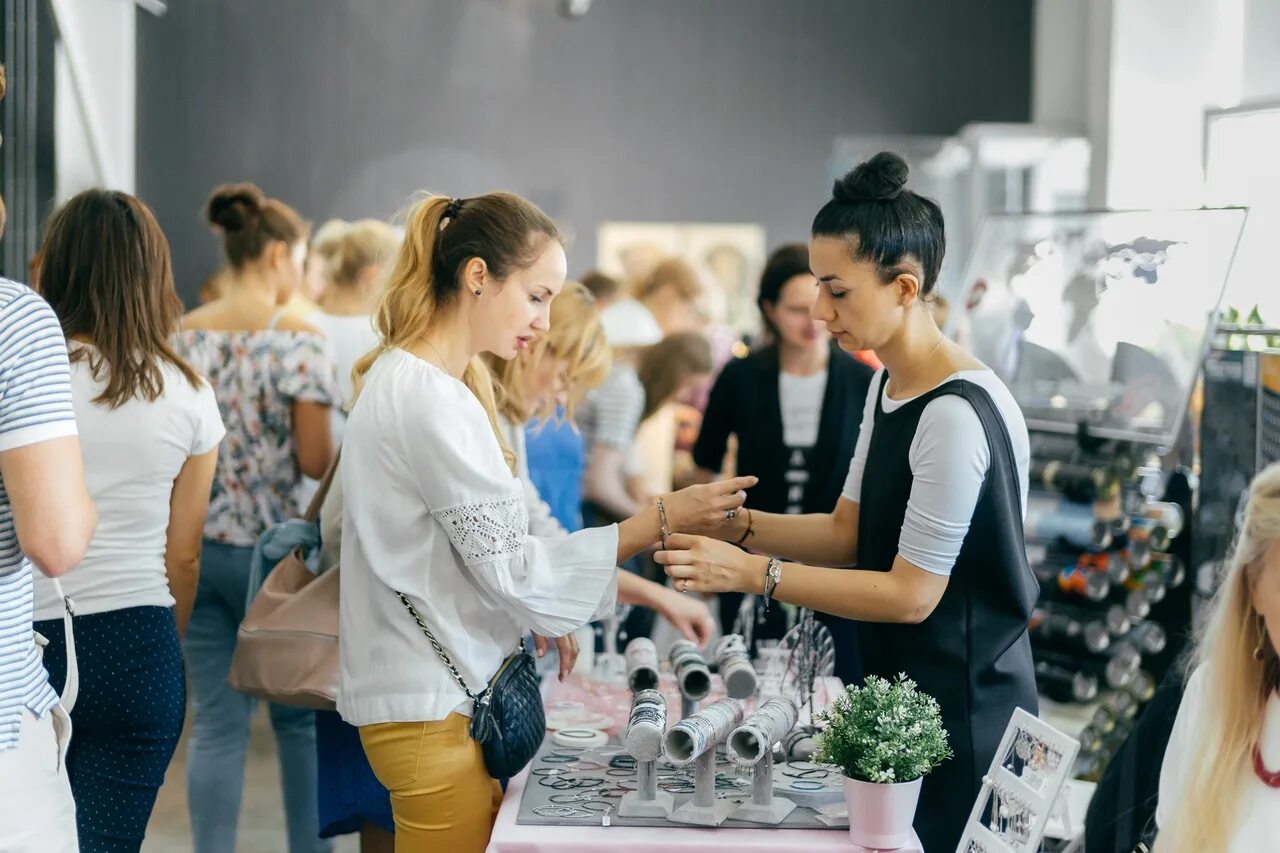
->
<box><xmin>733</xmin><ymin>507</ymin><xmax>754</xmax><ymax>546</ymax></box>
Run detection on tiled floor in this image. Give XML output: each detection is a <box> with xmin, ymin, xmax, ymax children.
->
<box><xmin>142</xmin><ymin>706</ymin><xmax>358</xmax><ymax>853</ymax></box>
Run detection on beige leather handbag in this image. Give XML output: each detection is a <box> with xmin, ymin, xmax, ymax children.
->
<box><xmin>228</xmin><ymin>457</ymin><xmax>341</xmax><ymax>710</ymax></box>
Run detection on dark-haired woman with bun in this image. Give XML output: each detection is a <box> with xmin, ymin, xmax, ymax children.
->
<box><xmin>176</xmin><ymin>183</ymin><xmax>339</xmax><ymax>853</ymax></box>
<box><xmin>656</xmin><ymin>152</ymin><xmax>1037</xmax><ymax>852</ymax></box>
<box><xmin>693</xmin><ymin>242</ymin><xmax>874</xmax><ymax>649</ymax></box>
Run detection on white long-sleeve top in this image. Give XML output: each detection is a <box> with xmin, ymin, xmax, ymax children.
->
<box><xmin>336</xmin><ymin>349</ymin><xmax>618</xmax><ymax>726</ymax></box>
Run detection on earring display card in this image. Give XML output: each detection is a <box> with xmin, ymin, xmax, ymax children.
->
<box><xmin>956</xmin><ymin>708</ymin><xmax>1081</xmax><ymax>853</ymax></box>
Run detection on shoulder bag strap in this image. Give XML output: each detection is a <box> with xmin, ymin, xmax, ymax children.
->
<box><xmin>393</xmin><ymin>591</ymin><xmax>528</xmax><ymax>705</ymax></box>
<box><xmin>303</xmin><ymin>450</ymin><xmax>341</xmax><ymax>523</ymax></box>
<box><xmin>394</xmin><ymin>592</ymin><xmax>480</xmax><ymax>701</ymax></box>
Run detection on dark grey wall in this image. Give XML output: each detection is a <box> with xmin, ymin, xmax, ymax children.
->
<box><xmin>138</xmin><ymin>0</ymin><xmax>1033</xmax><ymax>302</ymax></box>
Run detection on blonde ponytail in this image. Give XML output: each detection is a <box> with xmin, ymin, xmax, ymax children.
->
<box><xmin>353</xmin><ymin>191</ymin><xmax>561</xmax><ymax>474</ymax></box>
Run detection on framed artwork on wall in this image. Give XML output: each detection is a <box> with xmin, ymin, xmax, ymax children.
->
<box><xmin>597</xmin><ymin>221</ymin><xmax>767</xmax><ymax>336</ymax></box>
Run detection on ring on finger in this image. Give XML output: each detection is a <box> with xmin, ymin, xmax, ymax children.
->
<box><xmin>679</xmin><ymin>579</ymin><xmax>689</xmax><ymax>593</ymax></box>
<box><xmin>725</xmin><ymin>508</ymin><xmax>738</xmax><ymax>521</ymax></box>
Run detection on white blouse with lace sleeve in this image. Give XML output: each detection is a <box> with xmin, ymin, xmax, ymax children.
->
<box><xmin>336</xmin><ymin>349</ymin><xmax>618</xmax><ymax>726</ymax></box>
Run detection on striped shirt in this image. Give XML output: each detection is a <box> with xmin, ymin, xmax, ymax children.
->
<box><xmin>0</xmin><ymin>280</ymin><xmax>78</xmax><ymax>751</ymax></box>
<box><xmin>577</xmin><ymin>363</ymin><xmax>644</xmax><ymax>452</ymax></box>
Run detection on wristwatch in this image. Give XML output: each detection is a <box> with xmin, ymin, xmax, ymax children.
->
<box><xmin>762</xmin><ymin>556</ymin><xmax>783</xmax><ymax>613</ymax></box>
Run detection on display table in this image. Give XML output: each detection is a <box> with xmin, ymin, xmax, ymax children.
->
<box><xmin>488</xmin><ymin>769</ymin><xmax>925</xmax><ymax>852</ymax></box>
<box><xmin>485</xmin><ymin>673</ymin><xmax>924</xmax><ymax>853</ymax></box>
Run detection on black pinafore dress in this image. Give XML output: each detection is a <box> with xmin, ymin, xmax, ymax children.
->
<box><xmin>821</xmin><ymin>373</ymin><xmax>1039</xmax><ymax>852</ymax></box>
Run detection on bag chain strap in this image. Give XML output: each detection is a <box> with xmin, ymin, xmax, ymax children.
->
<box><xmin>394</xmin><ymin>591</ymin><xmax>527</xmax><ymax>708</ymax></box>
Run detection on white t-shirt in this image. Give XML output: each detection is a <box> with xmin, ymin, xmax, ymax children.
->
<box><xmin>336</xmin><ymin>349</ymin><xmax>618</xmax><ymax>726</ymax></box>
<box><xmin>779</xmin><ymin>370</ymin><xmax>827</xmax><ymax>448</ymax></box>
<box><xmin>841</xmin><ymin>368</ymin><xmax>1030</xmax><ymax>576</ymax></box>
<box><xmin>1157</xmin><ymin>666</ymin><xmax>1280</xmax><ymax>851</ymax></box>
<box><xmin>311</xmin><ymin>312</ymin><xmax>378</xmax><ymax>443</ymax></box>
<box><xmin>33</xmin><ymin>346</ymin><xmax>225</xmax><ymax>620</ymax></box>
<box><xmin>779</xmin><ymin>370</ymin><xmax>828</xmax><ymax>513</ymax></box>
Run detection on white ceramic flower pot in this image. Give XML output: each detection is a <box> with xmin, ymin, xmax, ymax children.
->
<box><xmin>843</xmin><ymin>775</ymin><xmax>922</xmax><ymax>850</ymax></box>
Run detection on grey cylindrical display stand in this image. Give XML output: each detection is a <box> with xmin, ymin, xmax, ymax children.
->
<box><xmin>669</xmin><ymin>640</ymin><xmax>712</xmax><ymax>701</ymax></box>
<box><xmin>668</xmin><ymin>747</ymin><xmax>735</xmax><ymax>827</ymax></box>
<box><xmin>624</xmin><ymin>637</ymin><xmax>660</xmax><ymax>692</ymax></box>
<box><xmin>713</xmin><ymin>634</ymin><xmax>758</xmax><ymax>699</ymax></box>
<box><xmin>664</xmin><ymin>698</ymin><xmax>744</xmax><ymax>827</ymax></box>
<box><xmin>619</xmin><ymin>759</ymin><xmax>674</xmax><ymax>819</ymax></box>
<box><xmin>731</xmin><ymin>751</ymin><xmax>796</xmax><ymax>824</ymax></box>
<box><xmin>619</xmin><ymin>689</ymin><xmax>673</xmax><ymax>818</ymax></box>
<box><xmin>726</xmin><ymin>696</ymin><xmax>798</xmax><ymax>824</ymax></box>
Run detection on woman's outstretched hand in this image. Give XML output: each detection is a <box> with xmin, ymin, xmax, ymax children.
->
<box><xmin>653</xmin><ymin>584</ymin><xmax>716</xmax><ymax>645</ymax></box>
<box><xmin>655</xmin><ymin>533</ymin><xmax>764</xmax><ymax>596</ymax></box>
<box><xmin>532</xmin><ymin>632</ymin><xmax>580</xmax><ymax>682</ymax></box>
<box><xmin>659</xmin><ymin>476</ymin><xmax>757</xmax><ymax>539</ymax></box>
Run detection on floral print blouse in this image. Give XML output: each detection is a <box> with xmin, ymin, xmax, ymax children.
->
<box><xmin>176</xmin><ymin>329</ymin><xmax>339</xmax><ymax>546</ymax></box>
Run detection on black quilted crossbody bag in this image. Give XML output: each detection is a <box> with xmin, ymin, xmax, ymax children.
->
<box><xmin>394</xmin><ymin>591</ymin><xmax>545</xmax><ymax>779</ymax></box>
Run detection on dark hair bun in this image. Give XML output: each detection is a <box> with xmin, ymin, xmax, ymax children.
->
<box><xmin>833</xmin><ymin>151</ymin><xmax>909</xmax><ymax>203</ymax></box>
<box><xmin>205</xmin><ymin>183</ymin><xmax>265</xmax><ymax>232</ymax></box>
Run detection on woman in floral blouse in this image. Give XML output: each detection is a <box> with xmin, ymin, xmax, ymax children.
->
<box><xmin>176</xmin><ymin>183</ymin><xmax>338</xmax><ymax>853</ymax></box>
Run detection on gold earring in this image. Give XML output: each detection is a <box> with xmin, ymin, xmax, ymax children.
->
<box><xmin>1256</xmin><ymin>615</ymin><xmax>1269</xmax><ymax>662</ymax></box>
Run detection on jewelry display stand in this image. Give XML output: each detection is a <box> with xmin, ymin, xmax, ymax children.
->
<box><xmin>731</xmin><ymin>750</ymin><xmax>795</xmax><ymax>824</ymax></box>
<box><xmin>669</xmin><ymin>639</ymin><xmax>712</xmax><ymax>710</ymax></box>
<box><xmin>593</xmin><ymin>613</ymin><xmax>626</xmax><ymax>683</ymax></box>
<box><xmin>618</xmin><ymin>688</ymin><xmax>673</xmax><ymax>819</ymax></box>
<box><xmin>668</xmin><ymin>747</ymin><xmax>736</xmax><ymax>827</ymax></box>
<box><xmin>726</xmin><ymin>696</ymin><xmax>799</xmax><ymax>824</ymax></box>
<box><xmin>663</xmin><ymin>698</ymin><xmax>745</xmax><ymax>827</ymax></box>
<box><xmin>618</xmin><ymin>759</ymin><xmax>674</xmax><ymax>819</ymax></box>
<box><xmin>713</xmin><ymin>634</ymin><xmax>758</xmax><ymax>700</ymax></box>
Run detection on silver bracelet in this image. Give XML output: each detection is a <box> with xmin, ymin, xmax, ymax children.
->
<box><xmin>762</xmin><ymin>557</ymin><xmax>782</xmax><ymax>613</ymax></box>
<box><xmin>656</xmin><ymin>498</ymin><xmax>671</xmax><ymax>545</ymax></box>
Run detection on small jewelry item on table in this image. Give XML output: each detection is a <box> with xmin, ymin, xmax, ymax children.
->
<box><xmin>552</xmin><ymin>728</ymin><xmax>609</xmax><ymax>750</ymax></box>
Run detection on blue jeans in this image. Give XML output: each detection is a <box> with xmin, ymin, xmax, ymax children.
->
<box><xmin>185</xmin><ymin>540</ymin><xmax>330</xmax><ymax>853</ymax></box>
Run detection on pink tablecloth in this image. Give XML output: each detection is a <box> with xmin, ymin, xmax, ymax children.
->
<box><xmin>486</xmin><ymin>674</ymin><xmax>923</xmax><ymax>852</ymax></box>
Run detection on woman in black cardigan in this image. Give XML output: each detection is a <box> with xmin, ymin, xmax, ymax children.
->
<box><xmin>693</xmin><ymin>243</ymin><xmax>873</xmax><ymax>643</ymax></box>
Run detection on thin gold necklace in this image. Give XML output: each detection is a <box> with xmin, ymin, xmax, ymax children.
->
<box><xmin>889</xmin><ymin>333</ymin><xmax>946</xmax><ymax>398</ymax></box>
<box><xmin>422</xmin><ymin>339</ymin><xmax>464</xmax><ymax>378</ymax></box>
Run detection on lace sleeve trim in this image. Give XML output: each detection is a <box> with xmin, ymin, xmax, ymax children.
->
<box><xmin>432</xmin><ymin>492</ymin><xmax>528</xmax><ymax>565</ymax></box>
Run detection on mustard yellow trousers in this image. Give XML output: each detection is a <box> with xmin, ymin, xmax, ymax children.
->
<box><xmin>359</xmin><ymin>713</ymin><xmax>503</xmax><ymax>852</ymax></box>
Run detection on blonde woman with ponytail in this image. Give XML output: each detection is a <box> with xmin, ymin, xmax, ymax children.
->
<box><xmin>1156</xmin><ymin>462</ymin><xmax>1280</xmax><ymax>851</ymax></box>
<box><xmin>488</xmin><ymin>282</ymin><xmax>716</xmax><ymax>652</ymax></box>
<box><xmin>336</xmin><ymin>193</ymin><xmax>753</xmax><ymax>852</ymax></box>
<box><xmin>310</xmin><ymin>218</ymin><xmax>400</xmax><ymax>442</ymax></box>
